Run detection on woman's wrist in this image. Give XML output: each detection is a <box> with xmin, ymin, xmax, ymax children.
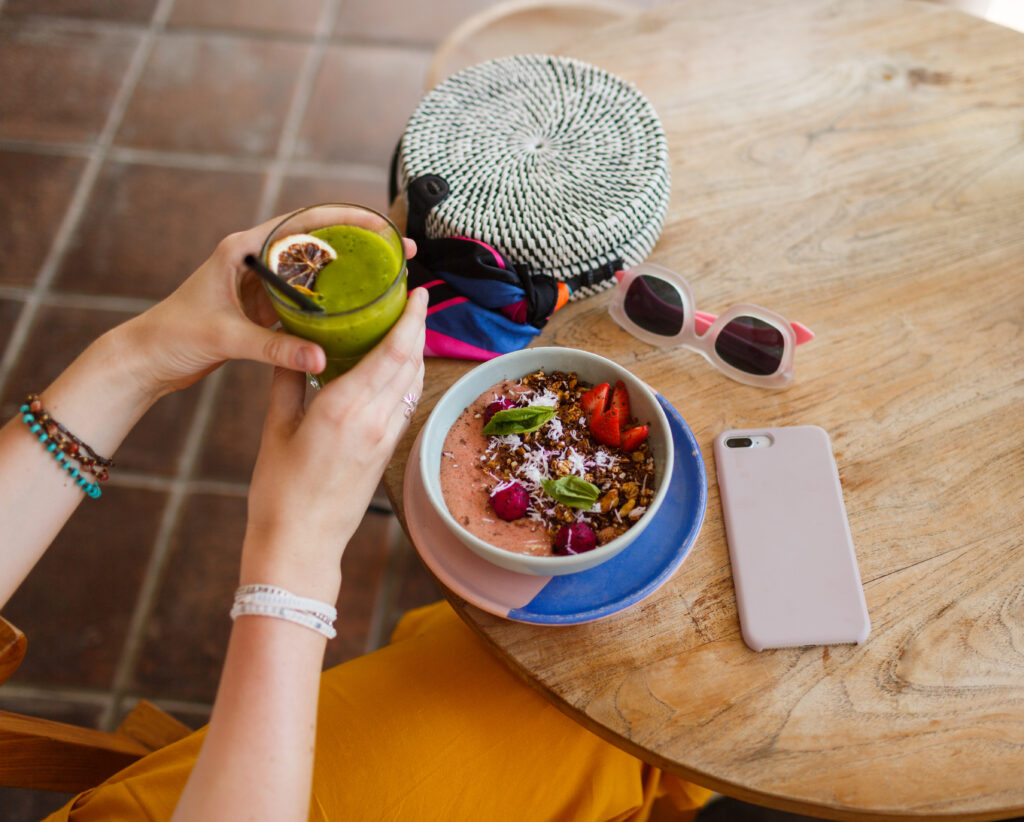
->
<box><xmin>239</xmin><ymin>524</ymin><xmax>343</xmax><ymax>606</ymax></box>
<box><xmin>35</xmin><ymin>324</ymin><xmax>165</xmax><ymax>460</ymax></box>
<box><xmin>112</xmin><ymin>310</ymin><xmax>195</xmax><ymax>402</ymax></box>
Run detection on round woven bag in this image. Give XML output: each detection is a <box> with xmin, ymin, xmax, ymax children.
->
<box><xmin>394</xmin><ymin>54</ymin><xmax>670</xmax><ymax>301</ymax></box>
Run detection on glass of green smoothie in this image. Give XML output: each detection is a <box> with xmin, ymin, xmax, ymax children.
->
<box><xmin>260</xmin><ymin>203</ymin><xmax>407</xmax><ymax>386</ymax></box>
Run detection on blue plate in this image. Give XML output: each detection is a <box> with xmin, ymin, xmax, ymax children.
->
<box><xmin>404</xmin><ymin>395</ymin><xmax>707</xmax><ymax>625</ymax></box>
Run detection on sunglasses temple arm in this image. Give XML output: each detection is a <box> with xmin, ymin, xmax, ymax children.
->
<box><xmin>694</xmin><ymin>310</ymin><xmax>715</xmax><ymax>336</ymax></box>
<box><xmin>694</xmin><ymin>310</ymin><xmax>815</xmax><ymax>344</ymax></box>
<box><xmin>791</xmin><ymin>320</ymin><xmax>815</xmax><ymax>344</ymax></box>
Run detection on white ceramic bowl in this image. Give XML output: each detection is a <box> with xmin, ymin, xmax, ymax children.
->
<box><xmin>419</xmin><ymin>347</ymin><xmax>673</xmax><ymax>575</ymax></box>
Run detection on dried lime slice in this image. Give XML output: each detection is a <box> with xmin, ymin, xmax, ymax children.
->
<box><xmin>267</xmin><ymin>233</ymin><xmax>337</xmax><ymax>288</ymax></box>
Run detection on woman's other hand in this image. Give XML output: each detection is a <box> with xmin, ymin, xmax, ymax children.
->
<box><xmin>240</xmin><ymin>287</ymin><xmax>428</xmax><ymax>602</ymax></box>
<box><xmin>114</xmin><ymin>214</ymin><xmax>416</xmax><ymax>400</ymax></box>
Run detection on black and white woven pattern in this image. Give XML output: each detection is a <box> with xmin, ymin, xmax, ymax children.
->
<box><xmin>397</xmin><ymin>54</ymin><xmax>670</xmax><ymax>299</ymax></box>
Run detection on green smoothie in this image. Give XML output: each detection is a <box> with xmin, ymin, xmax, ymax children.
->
<box><xmin>268</xmin><ymin>223</ymin><xmax>407</xmax><ymax>384</ymax></box>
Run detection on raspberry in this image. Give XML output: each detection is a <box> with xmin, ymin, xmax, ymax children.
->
<box><xmin>483</xmin><ymin>397</ymin><xmax>517</xmax><ymax>425</ymax></box>
<box><xmin>553</xmin><ymin>522</ymin><xmax>598</xmax><ymax>555</ymax></box>
<box><xmin>489</xmin><ymin>481</ymin><xmax>530</xmax><ymax>521</ymax></box>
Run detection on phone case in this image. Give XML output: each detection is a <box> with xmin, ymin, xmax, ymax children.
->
<box><xmin>714</xmin><ymin>426</ymin><xmax>870</xmax><ymax>651</ymax></box>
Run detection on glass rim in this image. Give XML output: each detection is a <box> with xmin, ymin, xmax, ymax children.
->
<box><xmin>259</xmin><ymin>202</ymin><xmax>408</xmax><ymax>318</ymax></box>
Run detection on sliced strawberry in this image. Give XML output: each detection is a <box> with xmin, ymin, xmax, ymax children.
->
<box><xmin>610</xmin><ymin>381</ymin><xmax>631</xmax><ymax>425</ymax></box>
<box><xmin>620</xmin><ymin>424</ymin><xmax>649</xmax><ymax>451</ymax></box>
<box><xmin>590</xmin><ymin>407</ymin><xmax>621</xmax><ymax>447</ymax></box>
<box><xmin>580</xmin><ymin>382</ymin><xmax>610</xmax><ymax>420</ymax></box>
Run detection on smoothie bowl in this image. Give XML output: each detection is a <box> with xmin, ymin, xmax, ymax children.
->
<box><xmin>419</xmin><ymin>348</ymin><xmax>673</xmax><ymax>576</ymax></box>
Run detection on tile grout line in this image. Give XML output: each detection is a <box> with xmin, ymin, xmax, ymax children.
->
<box><xmin>255</xmin><ymin>0</ymin><xmax>343</xmax><ymax>220</ymax></box>
<box><xmin>0</xmin><ymin>138</ymin><xmax>390</xmax><ymax>183</ymax></box>
<box><xmin>102</xmin><ymin>0</ymin><xmax>343</xmax><ymax>729</ymax></box>
<box><xmin>74</xmin><ymin>0</ymin><xmax>181</xmax><ymax>732</ymax></box>
<box><xmin>0</xmin><ymin>138</ymin><xmax>94</xmax><ymax>159</ymax></box>
<box><xmin>0</xmin><ymin>682</ymin><xmax>215</xmax><ymax>721</ymax></box>
<box><xmin>364</xmin><ymin>514</ymin><xmax>407</xmax><ymax>653</ymax></box>
<box><xmin>0</xmin><ymin>683</ymin><xmax>127</xmax><ymax>707</ymax></box>
<box><xmin>0</xmin><ymin>10</ymin><xmax>440</xmax><ymax>51</ymax></box>
<box><xmin>285</xmin><ymin>0</ymin><xmax>414</xmax><ymax>654</ymax></box>
<box><xmin>99</xmin><ymin>369</ymin><xmax>225</xmax><ymax>731</ymax></box>
<box><xmin>0</xmin><ymin>0</ymin><xmax>172</xmax><ymax>401</ymax></box>
<box><xmin>0</xmin><ymin>284</ymin><xmax>157</xmax><ymax>314</ymax></box>
<box><xmin>105</xmin><ymin>472</ymin><xmax>251</xmax><ymax>498</ymax></box>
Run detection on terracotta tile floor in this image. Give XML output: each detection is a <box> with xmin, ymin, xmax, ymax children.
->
<box><xmin>0</xmin><ymin>1</ymin><xmax>1017</xmax><ymax>820</ymax></box>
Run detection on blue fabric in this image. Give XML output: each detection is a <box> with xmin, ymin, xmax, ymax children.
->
<box><xmin>426</xmin><ymin>297</ymin><xmax>542</xmax><ymax>357</ymax></box>
<box><xmin>438</xmin><ymin>271</ymin><xmax>525</xmax><ymax>310</ymax></box>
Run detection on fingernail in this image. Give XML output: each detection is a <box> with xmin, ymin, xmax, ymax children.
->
<box><xmin>412</xmin><ymin>287</ymin><xmax>429</xmax><ymax>307</ymax></box>
<box><xmin>297</xmin><ymin>348</ymin><xmax>317</xmax><ymax>372</ymax></box>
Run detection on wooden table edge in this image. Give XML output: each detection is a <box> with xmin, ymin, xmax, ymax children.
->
<box><xmin>438</xmin><ymin>580</ymin><xmax>1024</xmax><ymax>822</ymax></box>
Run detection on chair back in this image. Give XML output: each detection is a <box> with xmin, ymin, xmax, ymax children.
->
<box><xmin>0</xmin><ymin>615</ymin><xmax>27</xmax><ymax>686</ymax></box>
<box><xmin>425</xmin><ymin>0</ymin><xmax>634</xmax><ymax>90</ymax></box>
<box><xmin>0</xmin><ymin>614</ymin><xmax>191</xmax><ymax>792</ymax></box>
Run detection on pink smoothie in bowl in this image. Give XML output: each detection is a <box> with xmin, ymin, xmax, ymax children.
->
<box><xmin>420</xmin><ymin>347</ymin><xmax>673</xmax><ymax>577</ymax></box>
<box><xmin>439</xmin><ymin>370</ymin><xmax>657</xmax><ymax>557</ymax></box>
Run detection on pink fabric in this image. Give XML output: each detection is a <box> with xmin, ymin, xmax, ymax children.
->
<box><xmin>500</xmin><ymin>300</ymin><xmax>528</xmax><ymax>324</ymax></box>
<box><xmin>423</xmin><ymin>329</ymin><xmax>500</xmax><ymax>360</ymax></box>
<box><xmin>427</xmin><ymin>296</ymin><xmax>470</xmax><ymax>316</ymax></box>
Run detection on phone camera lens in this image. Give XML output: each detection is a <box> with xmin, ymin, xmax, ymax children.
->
<box><xmin>726</xmin><ymin>437</ymin><xmax>753</xmax><ymax>448</ymax></box>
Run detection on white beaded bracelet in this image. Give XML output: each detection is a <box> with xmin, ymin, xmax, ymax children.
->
<box><xmin>234</xmin><ymin>584</ymin><xmax>338</xmax><ymax>623</ymax></box>
<box><xmin>230</xmin><ymin>585</ymin><xmax>337</xmax><ymax>640</ymax></box>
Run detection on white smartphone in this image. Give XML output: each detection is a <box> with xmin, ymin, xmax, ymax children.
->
<box><xmin>713</xmin><ymin>426</ymin><xmax>870</xmax><ymax>651</ymax></box>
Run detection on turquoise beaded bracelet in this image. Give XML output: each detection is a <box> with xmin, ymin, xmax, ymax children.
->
<box><xmin>19</xmin><ymin>404</ymin><xmax>102</xmax><ymax>499</ymax></box>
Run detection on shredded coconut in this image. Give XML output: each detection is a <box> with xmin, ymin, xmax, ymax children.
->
<box><xmin>545</xmin><ymin>415</ymin><xmax>564</xmax><ymax>441</ymax></box>
<box><xmin>562</xmin><ymin>446</ymin><xmax>587</xmax><ymax>477</ymax></box>
<box><xmin>591</xmin><ymin>449</ymin><xmax>618</xmax><ymax>470</ymax></box>
<box><xmin>492</xmin><ymin>433</ymin><xmax>523</xmax><ymax>449</ymax></box>
<box><xmin>530</xmin><ymin>387</ymin><xmax>560</xmax><ymax>408</ymax></box>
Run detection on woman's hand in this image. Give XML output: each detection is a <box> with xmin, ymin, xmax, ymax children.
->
<box><xmin>240</xmin><ymin>287</ymin><xmax>428</xmax><ymax>602</ymax></box>
<box><xmin>113</xmin><ymin>214</ymin><xmax>415</xmax><ymax>400</ymax></box>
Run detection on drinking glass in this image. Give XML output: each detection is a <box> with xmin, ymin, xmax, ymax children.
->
<box><xmin>260</xmin><ymin>203</ymin><xmax>407</xmax><ymax>386</ymax></box>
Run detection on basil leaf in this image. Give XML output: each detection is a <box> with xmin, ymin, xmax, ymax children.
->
<box><xmin>482</xmin><ymin>405</ymin><xmax>556</xmax><ymax>435</ymax></box>
<box><xmin>541</xmin><ymin>476</ymin><xmax>600</xmax><ymax>509</ymax></box>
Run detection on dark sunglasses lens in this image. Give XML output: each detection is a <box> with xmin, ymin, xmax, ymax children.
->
<box><xmin>623</xmin><ymin>275</ymin><xmax>684</xmax><ymax>336</ymax></box>
<box><xmin>715</xmin><ymin>316</ymin><xmax>785</xmax><ymax>376</ymax></box>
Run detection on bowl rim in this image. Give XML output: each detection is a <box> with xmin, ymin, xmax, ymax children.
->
<box><xmin>419</xmin><ymin>346</ymin><xmax>674</xmax><ymax>570</ymax></box>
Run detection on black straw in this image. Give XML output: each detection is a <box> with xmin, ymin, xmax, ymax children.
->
<box><xmin>243</xmin><ymin>254</ymin><xmax>325</xmax><ymax>313</ymax></box>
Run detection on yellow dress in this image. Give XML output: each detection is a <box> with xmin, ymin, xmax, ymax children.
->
<box><xmin>47</xmin><ymin>601</ymin><xmax>712</xmax><ymax>821</ymax></box>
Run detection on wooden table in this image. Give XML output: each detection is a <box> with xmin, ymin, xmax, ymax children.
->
<box><xmin>383</xmin><ymin>1</ymin><xmax>1024</xmax><ymax>819</ymax></box>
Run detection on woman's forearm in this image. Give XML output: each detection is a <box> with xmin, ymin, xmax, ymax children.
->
<box><xmin>172</xmin><ymin>616</ymin><xmax>327</xmax><ymax>822</ymax></box>
<box><xmin>172</xmin><ymin>531</ymin><xmax>341</xmax><ymax>822</ymax></box>
<box><xmin>0</xmin><ymin>325</ymin><xmax>162</xmax><ymax>607</ymax></box>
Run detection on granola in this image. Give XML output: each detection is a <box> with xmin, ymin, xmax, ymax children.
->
<box><xmin>476</xmin><ymin>370</ymin><xmax>656</xmax><ymax>550</ymax></box>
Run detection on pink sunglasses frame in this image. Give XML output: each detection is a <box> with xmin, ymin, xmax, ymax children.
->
<box><xmin>609</xmin><ymin>263</ymin><xmax>814</xmax><ymax>389</ymax></box>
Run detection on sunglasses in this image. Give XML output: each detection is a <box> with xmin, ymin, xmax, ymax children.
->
<box><xmin>609</xmin><ymin>263</ymin><xmax>814</xmax><ymax>388</ymax></box>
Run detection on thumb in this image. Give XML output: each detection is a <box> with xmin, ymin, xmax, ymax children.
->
<box><xmin>227</xmin><ymin>321</ymin><xmax>326</xmax><ymax>374</ymax></box>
